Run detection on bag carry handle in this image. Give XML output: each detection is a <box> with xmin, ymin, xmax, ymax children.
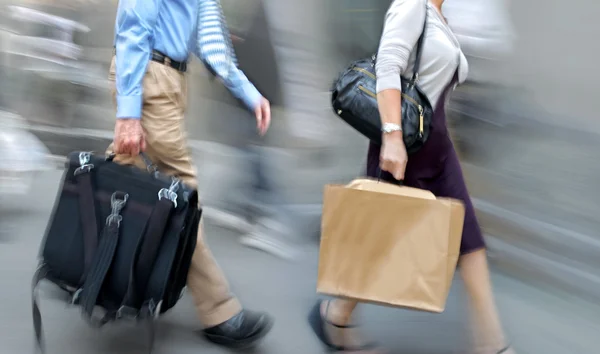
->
<box><xmin>106</xmin><ymin>152</ymin><xmax>158</xmax><ymax>173</ymax></box>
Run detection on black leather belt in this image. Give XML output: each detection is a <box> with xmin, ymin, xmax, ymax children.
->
<box><xmin>113</xmin><ymin>48</ymin><xmax>187</xmax><ymax>73</ymax></box>
<box><xmin>150</xmin><ymin>50</ymin><xmax>187</xmax><ymax>73</ymax></box>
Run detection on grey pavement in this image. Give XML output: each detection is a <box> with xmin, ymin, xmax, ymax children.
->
<box><xmin>1</xmin><ymin>170</ymin><xmax>600</xmax><ymax>354</ymax></box>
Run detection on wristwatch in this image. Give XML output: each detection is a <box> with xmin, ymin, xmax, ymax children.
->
<box><xmin>382</xmin><ymin>123</ymin><xmax>402</xmax><ymax>134</ymax></box>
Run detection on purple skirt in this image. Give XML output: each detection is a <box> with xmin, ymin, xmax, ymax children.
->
<box><xmin>366</xmin><ymin>78</ymin><xmax>485</xmax><ymax>255</ymax></box>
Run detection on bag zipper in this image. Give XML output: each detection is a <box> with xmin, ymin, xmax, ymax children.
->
<box><xmin>356</xmin><ymin>83</ymin><xmax>424</xmax><ymax>137</ymax></box>
<box><xmin>353</xmin><ymin>68</ymin><xmax>422</xmax><ymax>107</ymax></box>
<box><xmin>353</xmin><ymin>67</ymin><xmax>376</xmax><ymax>80</ymax></box>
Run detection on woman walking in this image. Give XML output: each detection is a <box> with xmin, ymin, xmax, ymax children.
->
<box><xmin>309</xmin><ymin>1</ymin><xmax>514</xmax><ymax>353</ymax></box>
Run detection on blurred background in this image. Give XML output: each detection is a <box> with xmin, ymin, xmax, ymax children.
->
<box><xmin>1</xmin><ymin>0</ymin><xmax>599</xmax><ymax>353</ymax></box>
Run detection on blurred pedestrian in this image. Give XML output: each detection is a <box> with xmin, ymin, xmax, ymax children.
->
<box><xmin>308</xmin><ymin>1</ymin><xmax>515</xmax><ymax>353</ymax></box>
<box><xmin>207</xmin><ymin>0</ymin><xmax>324</xmax><ymax>260</ymax></box>
<box><xmin>108</xmin><ymin>0</ymin><xmax>274</xmax><ymax>348</ymax></box>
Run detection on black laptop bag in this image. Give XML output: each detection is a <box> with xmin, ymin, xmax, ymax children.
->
<box><xmin>32</xmin><ymin>151</ymin><xmax>202</xmax><ymax>353</ymax></box>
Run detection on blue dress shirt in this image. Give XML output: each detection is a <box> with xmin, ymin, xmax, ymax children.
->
<box><xmin>114</xmin><ymin>0</ymin><xmax>262</xmax><ymax>119</ymax></box>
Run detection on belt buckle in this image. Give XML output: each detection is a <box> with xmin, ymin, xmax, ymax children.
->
<box><xmin>164</xmin><ymin>56</ymin><xmax>171</xmax><ymax>67</ymax></box>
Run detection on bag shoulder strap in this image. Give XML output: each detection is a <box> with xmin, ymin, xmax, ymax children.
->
<box><xmin>74</xmin><ymin>152</ymin><xmax>99</xmax><ymax>284</ymax></box>
<box><xmin>120</xmin><ymin>195</ymin><xmax>176</xmax><ymax>312</ymax></box>
<box><xmin>80</xmin><ymin>192</ymin><xmax>129</xmax><ymax>323</ymax></box>
<box><xmin>410</xmin><ymin>2</ymin><xmax>429</xmax><ymax>84</ymax></box>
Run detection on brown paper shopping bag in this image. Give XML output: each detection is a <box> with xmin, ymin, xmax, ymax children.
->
<box><xmin>317</xmin><ymin>179</ymin><xmax>465</xmax><ymax>313</ymax></box>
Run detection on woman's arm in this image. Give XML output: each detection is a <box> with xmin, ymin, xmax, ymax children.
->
<box><xmin>375</xmin><ymin>0</ymin><xmax>427</xmax><ymax>129</ymax></box>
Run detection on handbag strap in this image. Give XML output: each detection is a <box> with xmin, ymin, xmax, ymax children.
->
<box><xmin>32</xmin><ymin>264</ymin><xmax>49</xmax><ymax>353</ymax></box>
<box><xmin>409</xmin><ymin>2</ymin><xmax>429</xmax><ymax>85</ymax></box>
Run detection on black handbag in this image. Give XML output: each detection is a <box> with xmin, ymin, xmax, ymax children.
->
<box><xmin>331</xmin><ymin>4</ymin><xmax>433</xmax><ymax>154</ymax></box>
<box><xmin>32</xmin><ymin>151</ymin><xmax>202</xmax><ymax>353</ymax></box>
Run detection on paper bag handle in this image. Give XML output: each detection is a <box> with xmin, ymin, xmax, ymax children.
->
<box><xmin>376</xmin><ymin>167</ymin><xmax>403</xmax><ymax>185</ymax></box>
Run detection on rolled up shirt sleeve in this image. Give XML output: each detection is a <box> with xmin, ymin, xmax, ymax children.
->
<box><xmin>220</xmin><ymin>63</ymin><xmax>262</xmax><ymax>111</ymax></box>
<box><xmin>375</xmin><ymin>0</ymin><xmax>426</xmax><ymax>93</ymax></box>
<box><xmin>193</xmin><ymin>0</ymin><xmax>263</xmax><ymax>112</ymax></box>
<box><xmin>114</xmin><ymin>0</ymin><xmax>164</xmax><ymax>119</ymax></box>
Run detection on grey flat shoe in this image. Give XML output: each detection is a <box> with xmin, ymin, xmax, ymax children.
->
<box><xmin>308</xmin><ymin>300</ymin><xmax>379</xmax><ymax>352</ymax></box>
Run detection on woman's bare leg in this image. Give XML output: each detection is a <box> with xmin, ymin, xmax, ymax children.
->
<box><xmin>326</xmin><ymin>299</ymin><xmax>359</xmax><ymax>324</ymax></box>
<box><xmin>460</xmin><ymin>249</ymin><xmax>514</xmax><ymax>353</ymax></box>
<box><xmin>322</xmin><ymin>250</ymin><xmax>512</xmax><ymax>353</ymax></box>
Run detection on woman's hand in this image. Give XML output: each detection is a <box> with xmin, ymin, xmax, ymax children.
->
<box><xmin>380</xmin><ymin>132</ymin><xmax>408</xmax><ymax>181</ymax></box>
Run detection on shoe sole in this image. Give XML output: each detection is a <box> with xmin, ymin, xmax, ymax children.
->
<box><xmin>204</xmin><ymin>316</ymin><xmax>274</xmax><ymax>349</ymax></box>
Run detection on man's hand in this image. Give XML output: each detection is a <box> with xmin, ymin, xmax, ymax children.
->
<box><xmin>254</xmin><ymin>97</ymin><xmax>271</xmax><ymax>136</ymax></box>
<box><xmin>113</xmin><ymin>118</ymin><xmax>146</xmax><ymax>156</ymax></box>
<box><xmin>380</xmin><ymin>132</ymin><xmax>408</xmax><ymax>181</ymax></box>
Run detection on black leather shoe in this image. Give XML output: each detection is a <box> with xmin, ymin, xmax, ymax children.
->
<box><xmin>202</xmin><ymin>310</ymin><xmax>274</xmax><ymax>348</ymax></box>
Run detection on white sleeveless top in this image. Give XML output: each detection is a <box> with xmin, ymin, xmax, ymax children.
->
<box><xmin>375</xmin><ymin>0</ymin><xmax>469</xmax><ymax>108</ymax></box>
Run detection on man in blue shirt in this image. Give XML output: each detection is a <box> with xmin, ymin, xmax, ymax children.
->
<box><xmin>107</xmin><ymin>0</ymin><xmax>273</xmax><ymax>348</ymax></box>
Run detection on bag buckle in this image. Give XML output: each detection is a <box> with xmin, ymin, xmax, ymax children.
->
<box><xmin>74</xmin><ymin>152</ymin><xmax>94</xmax><ymax>175</ymax></box>
<box><xmin>158</xmin><ymin>178</ymin><xmax>180</xmax><ymax>208</ymax></box>
<box><xmin>106</xmin><ymin>192</ymin><xmax>128</xmax><ymax>226</ymax></box>
<box><xmin>142</xmin><ymin>299</ymin><xmax>162</xmax><ymax>319</ymax></box>
<box><xmin>116</xmin><ymin>305</ymin><xmax>138</xmax><ymax>320</ymax></box>
<box><xmin>71</xmin><ymin>288</ymin><xmax>83</xmax><ymax>305</ymax></box>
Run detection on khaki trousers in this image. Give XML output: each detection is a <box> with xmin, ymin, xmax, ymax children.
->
<box><xmin>107</xmin><ymin>56</ymin><xmax>242</xmax><ymax>327</ymax></box>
